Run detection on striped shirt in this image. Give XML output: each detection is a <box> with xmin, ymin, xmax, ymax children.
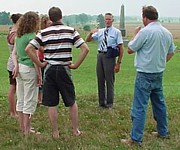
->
<box><xmin>30</xmin><ymin>22</ymin><xmax>85</xmax><ymax>65</ymax></box>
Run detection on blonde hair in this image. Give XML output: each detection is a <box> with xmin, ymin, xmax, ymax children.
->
<box><xmin>40</xmin><ymin>15</ymin><xmax>50</xmax><ymax>29</ymax></box>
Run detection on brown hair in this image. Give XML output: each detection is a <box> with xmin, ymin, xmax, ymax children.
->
<box><xmin>17</xmin><ymin>11</ymin><xmax>39</xmax><ymax>37</ymax></box>
<box><xmin>48</xmin><ymin>7</ymin><xmax>62</xmax><ymax>22</ymax></box>
<box><xmin>10</xmin><ymin>13</ymin><xmax>22</xmax><ymax>24</ymax></box>
<box><xmin>142</xmin><ymin>6</ymin><xmax>158</xmax><ymax>20</ymax></box>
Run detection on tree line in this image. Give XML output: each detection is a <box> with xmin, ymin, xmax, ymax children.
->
<box><xmin>1</xmin><ymin>11</ymin><xmax>179</xmax><ymax>28</ymax></box>
<box><xmin>0</xmin><ymin>11</ymin><xmax>11</xmax><ymax>25</ymax></box>
<box><xmin>0</xmin><ymin>11</ymin><xmax>107</xmax><ymax>30</ymax></box>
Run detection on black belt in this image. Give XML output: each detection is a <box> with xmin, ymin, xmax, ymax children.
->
<box><xmin>98</xmin><ymin>51</ymin><xmax>107</xmax><ymax>54</ymax></box>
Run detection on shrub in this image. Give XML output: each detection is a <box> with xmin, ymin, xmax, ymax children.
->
<box><xmin>83</xmin><ymin>25</ymin><xmax>91</xmax><ymax>31</ymax></box>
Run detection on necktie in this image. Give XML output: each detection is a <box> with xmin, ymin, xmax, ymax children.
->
<box><xmin>100</xmin><ymin>28</ymin><xmax>108</xmax><ymax>51</ymax></box>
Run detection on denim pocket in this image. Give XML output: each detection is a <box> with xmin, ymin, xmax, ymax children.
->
<box><xmin>137</xmin><ymin>74</ymin><xmax>151</xmax><ymax>91</ymax></box>
<box><xmin>152</xmin><ymin>76</ymin><xmax>162</xmax><ymax>89</ymax></box>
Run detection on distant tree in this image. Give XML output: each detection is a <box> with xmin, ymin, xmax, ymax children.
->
<box><xmin>63</xmin><ymin>14</ymin><xmax>98</xmax><ymax>26</ymax></box>
<box><xmin>0</xmin><ymin>11</ymin><xmax>11</xmax><ymax>25</ymax></box>
<box><xmin>79</xmin><ymin>13</ymin><xmax>88</xmax><ymax>25</ymax></box>
<box><xmin>83</xmin><ymin>25</ymin><xmax>91</xmax><ymax>31</ymax></box>
<box><xmin>97</xmin><ymin>14</ymin><xmax>105</xmax><ymax>28</ymax></box>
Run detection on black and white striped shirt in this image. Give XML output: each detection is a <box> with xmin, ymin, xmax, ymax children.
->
<box><xmin>30</xmin><ymin>22</ymin><xmax>85</xmax><ymax>65</ymax></box>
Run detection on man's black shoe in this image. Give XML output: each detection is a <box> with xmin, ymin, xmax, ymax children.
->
<box><xmin>99</xmin><ymin>104</ymin><xmax>106</xmax><ymax>108</ymax></box>
<box><xmin>105</xmin><ymin>104</ymin><xmax>113</xmax><ymax>109</ymax></box>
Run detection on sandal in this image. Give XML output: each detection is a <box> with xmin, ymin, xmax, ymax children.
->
<box><xmin>73</xmin><ymin>130</ymin><xmax>82</xmax><ymax>136</ymax></box>
<box><xmin>30</xmin><ymin>128</ymin><xmax>41</xmax><ymax>135</ymax></box>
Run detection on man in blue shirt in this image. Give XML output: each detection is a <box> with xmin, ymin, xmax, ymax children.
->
<box><xmin>121</xmin><ymin>5</ymin><xmax>176</xmax><ymax>146</ymax></box>
<box><xmin>86</xmin><ymin>13</ymin><xmax>124</xmax><ymax>109</ymax></box>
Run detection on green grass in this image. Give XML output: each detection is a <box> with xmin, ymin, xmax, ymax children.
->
<box><xmin>0</xmin><ymin>34</ymin><xmax>180</xmax><ymax>150</ymax></box>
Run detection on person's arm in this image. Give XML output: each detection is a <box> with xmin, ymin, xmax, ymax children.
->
<box><xmin>25</xmin><ymin>44</ymin><xmax>47</xmax><ymax>68</ymax></box>
<box><xmin>127</xmin><ymin>47</ymin><xmax>135</xmax><ymax>54</ymax></box>
<box><xmin>34</xmin><ymin>62</ymin><xmax>42</xmax><ymax>87</ymax></box>
<box><xmin>68</xmin><ymin>43</ymin><xmax>89</xmax><ymax>69</ymax></box>
<box><xmin>116</xmin><ymin>44</ymin><xmax>124</xmax><ymax>64</ymax></box>
<box><xmin>12</xmin><ymin>42</ymin><xmax>19</xmax><ymax>78</ymax></box>
<box><xmin>85</xmin><ymin>32</ymin><xmax>93</xmax><ymax>42</ymax></box>
<box><xmin>114</xmin><ymin>44</ymin><xmax>124</xmax><ymax>73</ymax></box>
<box><xmin>85</xmin><ymin>28</ymin><xmax>98</xmax><ymax>42</ymax></box>
<box><xmin>166</xmin><ymin>52</ymin><xmax>174</xmax><ymax>62</ymax></box>
<box><xmin>26</xmin><ymin>44</ymin><xmax>46</xmax><ymax>86</ymax></box>
<box><xmin>128</xmin><ymin>26</ymin><xmax>141</xmax><ymax>54</ymax></box>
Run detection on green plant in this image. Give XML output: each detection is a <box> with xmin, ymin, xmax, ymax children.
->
<box><xmin>83</xmin><ymin>25</ymin><xmax>91</xmax><ymax>31</ymax></box>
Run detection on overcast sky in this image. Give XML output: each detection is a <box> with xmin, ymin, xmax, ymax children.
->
<box><xmin>0</xmin><ymin>0</ymin><xmax>180</xmax><ymax>17</ymax></box>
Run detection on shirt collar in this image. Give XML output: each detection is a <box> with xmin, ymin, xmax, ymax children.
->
<box><xmin>106</xmin><ymin>26</ymin><xmax>113</xmax><ymax>31</ymax></box>
<box><xmin>51</xmin><ymin>22</ymin><xmax>64</xmax><ymax>26</ymax></box>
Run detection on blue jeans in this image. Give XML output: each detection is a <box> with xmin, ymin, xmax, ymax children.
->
<box><xmin>130</xmin><ymin>72</ymin><xmax>168</xmax><ymax>143</ymax></box>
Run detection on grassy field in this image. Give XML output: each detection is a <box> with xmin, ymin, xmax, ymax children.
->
<box><xmin>0</xmin><ymin>26</ymin><xmax>180</xmax><ymax>150</ymax></box>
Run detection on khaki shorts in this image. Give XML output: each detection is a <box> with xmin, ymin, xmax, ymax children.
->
<box><xmin>16</xmin><ymin>63</ymin><xmax>38</xmax><ymax>114</ymax></box>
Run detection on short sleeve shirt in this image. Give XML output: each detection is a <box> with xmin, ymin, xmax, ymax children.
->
<box><xmin>30</xmin><ymin>23</ymin><xmax>85</xmax><ymax>65</ymax></box>
<box><xmin>16</xmin><ymin>33</ymin><xmax>36</xmax><ymax>67</ymax></box>
<box><xmin>92</xmin><ymin>26</ymin><xmax>123</xmax><ymax>51</ymax></box>
<box><xmin>128</xmin><ymin>22</ymin><xmax>176</xmax><ymax>73</ymax></box>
